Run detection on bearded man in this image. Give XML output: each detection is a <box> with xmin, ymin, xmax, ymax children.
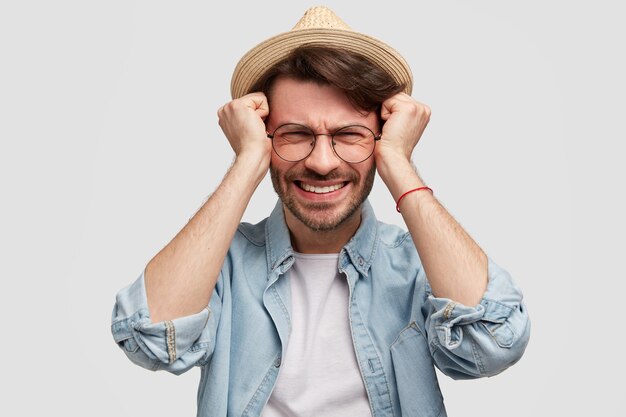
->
<box><xmin>112</xmin><ymin>7</ymin><xmax>530</xmax><ymax>417</ymax></box>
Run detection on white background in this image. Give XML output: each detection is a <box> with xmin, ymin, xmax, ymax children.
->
<box><xmin>1</xmin><ymin>0</ymin><xmax>624</xmax><ymax>415</ymax></box>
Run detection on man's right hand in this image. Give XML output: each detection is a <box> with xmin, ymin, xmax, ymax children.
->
<box><xmin>145</xmin><ymin>93</ymin><xmax>272</xmax><ymax>323</ymax></box>
<box><xmin>217</xmin><ymin>92</ymin><xmax>272</xmax><ymax>167</ymax></box>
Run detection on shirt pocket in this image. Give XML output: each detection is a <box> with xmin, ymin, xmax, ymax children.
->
<box><xmin>390</xmin><ymin>322</ymin><xmax>445</xmax><ymax>417</ymax></box>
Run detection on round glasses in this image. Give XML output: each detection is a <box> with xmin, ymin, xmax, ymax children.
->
<box><xmin>267</xmin><ymin>123</ymin><xmax>381</xmax><ymax>164</ymax></box>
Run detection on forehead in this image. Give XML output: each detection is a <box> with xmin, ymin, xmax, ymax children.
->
<box><xmin>268</xmin><ymin>77</ymin><xmax>377</xmax><ymax>129</ymax></box>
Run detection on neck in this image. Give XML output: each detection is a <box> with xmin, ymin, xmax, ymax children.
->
<box><xmin>284</xmin><ymin>208</ymin><xmax>362</xmax><ymax>254</ymax></box>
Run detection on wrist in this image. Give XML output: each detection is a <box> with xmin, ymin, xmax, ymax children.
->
<box><xmin>375</xmin><ymin>157</ymin><xmax>424</xmax><ymax>199</ymax></box>
<box><xmin>395</xmin><ymin>186</ymin><xmax>433</xmax><ymax>212</ymax></box>
<box><xmin>233</xmin><ymin>151</ymin><xmax>270</xmax><ymax>183</ymax></box>
<box><xmin>375</xmin><ymin>147</ymin><xmax>410</xmax><ymax>176</ymax></box>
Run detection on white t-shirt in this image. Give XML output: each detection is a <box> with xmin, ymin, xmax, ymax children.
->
<box><xmin>262</xmin><ymin>253</ymin><xmax>373</xmax><ymax>417</ymax></box>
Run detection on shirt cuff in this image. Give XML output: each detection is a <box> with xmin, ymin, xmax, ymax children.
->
<box><xmin>426</xmin><ymin>258</ymin><xmax>527</xmax><ymax>351</ymax></box>
<box><xmin>111</xmin><ymin>271</ymin><xmax>213</xmax><ymax>372</ymax></box>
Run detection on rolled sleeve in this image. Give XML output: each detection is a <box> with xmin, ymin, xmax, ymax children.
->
<box><xmin>423</xmin><ymin>259</ymin><xmax>530</xmax><ymax>379</ymax></box>
<box><xmin>111</xmin><ymin>271</ymin><xmax>221</xmax><ymax>375</ymax></box>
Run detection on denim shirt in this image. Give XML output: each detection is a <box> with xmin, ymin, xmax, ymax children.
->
<box><xmin>111</xmin><ymin>200</ymin><xmax>530</xmax><ymax>417</ymax></box>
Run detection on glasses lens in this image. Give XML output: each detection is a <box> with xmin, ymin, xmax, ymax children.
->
<box><xmin>272</xmin><ymin>124</ymin><xmax>315</xmax><ymax>161</ymax></box>
<box><xmin>332</xmin><ymin>126</ymin><xmax>376</xmax><ymax>163</ymax></box>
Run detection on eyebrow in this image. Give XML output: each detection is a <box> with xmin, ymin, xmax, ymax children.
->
<box><xmin>273</xmin><ymin>121</ymin><xmax>371</xmax><ymax>132</ymax></box>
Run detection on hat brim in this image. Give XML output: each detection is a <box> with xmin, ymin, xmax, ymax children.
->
<box><xmin>230</xmin><ymin>28</ymin><xmax>413</xmax><ymax>99</ymax></box>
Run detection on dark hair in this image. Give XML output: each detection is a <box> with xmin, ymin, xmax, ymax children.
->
<box><xmin>248</xmin><ymin>46</ymin><xmax>405</xmax><ymax>112</ymax></box>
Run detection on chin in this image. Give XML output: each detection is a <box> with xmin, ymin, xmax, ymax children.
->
<box><xmin>289</xmin><ymin>202</ymin><xmax>359</xmax><ymax>232</ymax></box>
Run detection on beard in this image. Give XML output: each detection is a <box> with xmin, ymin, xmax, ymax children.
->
<box><xmin>270</xmin><ymin>164</ymin><xmax>376</xmax><ymax>232</ymax></box>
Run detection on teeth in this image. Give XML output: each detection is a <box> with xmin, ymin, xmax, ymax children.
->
<box><xmin>301</xmin><ymin>182</ymin><xmax>344</xmax><ymax>194</ymax></box>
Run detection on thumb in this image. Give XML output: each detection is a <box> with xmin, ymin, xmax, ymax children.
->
<box><xmin>380</xmin><ymin>97</ymin><xmax>399</xmax><ymax>121</ymax></box>
<box><xmin>380</xmin><ymin>103</ymin><xmax>391</xmax><ymax>121</ymax></box>
<box><xmin>249</xmin><ymin>94</ymin><xmax>270</xmax><ymax>119</ymax></box>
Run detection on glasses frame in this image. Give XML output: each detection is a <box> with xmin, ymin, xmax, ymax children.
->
<box><xmin>266</xmin><ymin>123</ymin><xmax>382</xmax><ymax>164</ymax></box>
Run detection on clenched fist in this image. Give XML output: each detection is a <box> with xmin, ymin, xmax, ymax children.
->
<box><xmin>376</xmin><ymin>93</ymin><xmax>431</xmax><ymax>163</ymax></box>
<box><xmin>217</xmin><ymin>92</ymin><xmax>272</xmax><ymax>165</ymax></box>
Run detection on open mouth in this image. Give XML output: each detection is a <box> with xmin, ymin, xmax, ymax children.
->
<box><xmin>297</xmin><ymin>181</ymin><xmax>346</xmax><ymax>194</ymax></box>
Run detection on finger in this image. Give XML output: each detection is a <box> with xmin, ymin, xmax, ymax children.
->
<box><xmin>242</xmin><ymin>92</ymin><xmax>267</xmax><ymax>108</ymax></box>
<box><xmin>254</xmin><ymin>103</ymin><xmax>269</xmax><ymax>118</ymax></box>
<box><xmin>245</xmin><ymin>93</ymin><xmax>269</xmax><ymax>118</ymax></box>
<box><xmin>380</xmin><ymin>95</ymin><xmax>403</xmax><ymax>120</ymax></box>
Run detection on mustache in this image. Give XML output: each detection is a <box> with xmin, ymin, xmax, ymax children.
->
<box><xmin>284</xmin><ymin>168</ymin><xmax>359</xmax><ymax>183</ymax></box>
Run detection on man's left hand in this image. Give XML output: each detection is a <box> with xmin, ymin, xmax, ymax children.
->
<box><xmin>376</xmin><ymin>93</ymin><xmax>431</xmax><ymax>163</ymax></box>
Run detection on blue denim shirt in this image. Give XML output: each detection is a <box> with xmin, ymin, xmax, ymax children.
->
<box><xmin>112</xmin><ymin>200</ymin><xmax>530</xmax><ymax>417</ymax></box>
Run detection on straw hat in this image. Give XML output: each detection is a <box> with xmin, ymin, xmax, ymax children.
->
<box><xmin>230</xmin><ymin>6</ymin><xmax>413</xmax><ymax>99</ymax></box>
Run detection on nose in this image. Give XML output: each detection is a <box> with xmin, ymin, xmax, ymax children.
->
<box><xmin>304</xmin><ymin>135</ymin><xmax>342</xmax><ymax>175</ymax></box>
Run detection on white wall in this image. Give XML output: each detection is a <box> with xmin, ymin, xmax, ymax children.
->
<box><xmin>1</xmin><ymin>0</ymin><xmax>623</xmax><ymax>415</ymax></box>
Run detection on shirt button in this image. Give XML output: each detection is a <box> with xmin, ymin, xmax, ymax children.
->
<box><xmin>274</xmin><ymin>357</ymin><xmax>281</xmax><ymax>368</ymax></box>
<box><xmin>358</xmin><ymin>257</ymin><xmax>365</xmax><ymax>266</ymax></box>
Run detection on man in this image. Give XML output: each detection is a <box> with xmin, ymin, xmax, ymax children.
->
<box><xmin>112</xmin><ymin>6</ymin><xmax>530</xmax><ymax>417</ymax></box>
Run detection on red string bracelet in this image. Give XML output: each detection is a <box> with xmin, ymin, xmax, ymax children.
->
<box><xmin>396</xmin><ymin>186</ymin><xmax>433</xmax><ymax>212</ymax></box>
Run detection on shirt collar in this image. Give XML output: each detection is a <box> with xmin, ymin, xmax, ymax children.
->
<box><xmin>265</xmin><ymin>201</ymin><xmax>294</xmax><ymax>274</ymax></box>
<box><xmin>342</xmin><ymin>199</ymin><xmax>378</xmax><ymax>277</ymax></box>
<box><xmin>265</xmin><ymin>199</ymin><xmax>379</xmax><ymax>277</ymax></box>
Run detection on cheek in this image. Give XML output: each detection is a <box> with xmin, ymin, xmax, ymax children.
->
<box><xmin>270</xmin><ymin>154</ymin><xmax>287</xmax><ymax>178</ymax></box>
<box><xmin>269</xmin><ymin>154</ymin><xmax>294</xmax><ymax>190</ymax></box>
<box><xmin>357</xmin><ymin>160</ymin><xmax>376</xmax><ymax>182</ymax></box>
<box><xmin>270</xmin><ymin>150</ymin><xmax>281</xmax><ymax>167</ymax></box>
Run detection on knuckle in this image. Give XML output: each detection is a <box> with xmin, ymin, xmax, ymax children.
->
<box><xmin>231</xmin><ymin>99</ymin><xmax>246</xmax><ymax>110</ymax></box>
